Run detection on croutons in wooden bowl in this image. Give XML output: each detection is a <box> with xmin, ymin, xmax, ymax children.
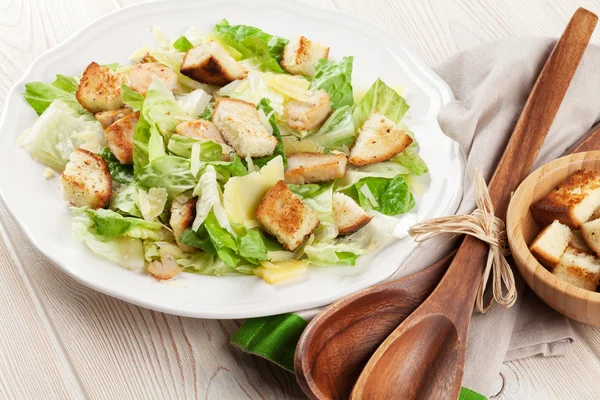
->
<box><xmin>507</xmin><ymin>151</ymin><xmax>600</xmax><ymax>326</ymax></box>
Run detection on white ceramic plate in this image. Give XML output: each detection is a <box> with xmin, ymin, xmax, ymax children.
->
<box><xmin>0</xmin><ymin>0</ymin><xmax>464</xmax><ymax>319</ymax></box>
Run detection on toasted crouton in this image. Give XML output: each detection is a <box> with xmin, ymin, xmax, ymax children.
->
<box><xmin>60</xmin><ymin>148</ymin><xmax>112</xmax><ymax>209</ymax></box>
<box><xmin>284</xmin><ymin>152</ymin><xmax>347</xmax><ymax>184</ymax></box>
<box><xmin>170</xmin><ymin>197</ymin><xmax>197</xmax><ymax>253</ymax></box>
<box><xmin>348</xmin><ymin>114</ymin><xmax>413</xmax><ymax>166</ymax></box>
<box><xmin>570</xmin><ymin>230</ymin><xmax>594</xmax><ymax>254</ymax></box>
<box><xmin>212</xmin><ymin>98</ymin><xmax>278</xmax><ymax>158</ymax></box>
<box><xmin>580</xmin><ymin>218</ymin><xmax>600</xmax><ymax>257</ymax></box>
<box><xmin>256</xmin><ymin>181</ymin><xmax>319</xmax><ymax>251</ymax></box>
<box><xmin>175</xmin><ymin>120</ymin><xmax>234</xmax><ymax>158</ymax></box>
<box><xmin>531</xmin><ymin>170</ymin><xmax>600</xmax><ymax>228</ymax></box>
<box><xmin>280</xmin><ymin>36</ymin><xmax>330</xmax><ymax>77</ymax></box>
<box><xmin>148</xmin><ymin>253</ymin><xmax>182</xmax><ymax>280</ymax></box>
<box><xmin>127</xmin><ymin>63</ymin><xmax>178</xmax><ymax>96</ymax></box>
<box><xmin>180</xmin><ymin>41</ymin><xmax>246</xmax><ymax>86</ymax></box>
<box><xmin>553</xmin><ymin>247</ymin><xmax>600</xmax><ymax>291</ymax></box>
<box><xmin>76</xmin><ymin>62</ymin><xmax>127</xmax><ymax>113</ymax></box>
<box><xmin>284</xmin><ymin>90</ymin><xmax>332</xmax><ymax>131</ymax></box>
<box><xmin>529</xmin><ymin>220</ymin><xmax>572</xmax><ymax>269</ymax></box>
<box><xmin>95</xmin><ymin>108</ymin><xmax>132</xmax><ymax>129</ymax></box>
<box><xmin>333</xmin><ymin>193</ymin><xmax>373</xmax><ymax>236</ymax></box>
<box><xmin>105</xmin><ymin>112</ymin><xmax>139</xmax><ymax>165</ymax></box>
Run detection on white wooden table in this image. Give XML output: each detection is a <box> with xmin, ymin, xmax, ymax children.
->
<box><xmin>1</xmin><ymin>0</ymin><xmax>600</xmax><ymax>398</ymax></box>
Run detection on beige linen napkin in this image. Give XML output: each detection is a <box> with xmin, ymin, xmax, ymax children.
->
<box><xmin>401</xmin><ymin>37</ymin><xmax>600</xmax><ymax>394</ymax></box>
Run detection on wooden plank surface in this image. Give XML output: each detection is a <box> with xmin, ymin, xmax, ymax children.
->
<box><xmin>1</xmin><ymin>0</ymin><xmax>600</xmax><ymax>399</ymax></box>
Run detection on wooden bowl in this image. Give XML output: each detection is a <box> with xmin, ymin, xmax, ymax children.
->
<box><xmin>507</xmin><ymin>151</ymin><xmax>600</xmax><ymax>325</ymax></box>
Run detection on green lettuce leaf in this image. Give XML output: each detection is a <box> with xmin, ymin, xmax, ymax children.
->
<box><xmin>167</xmin><ymin>134</ymin><xmax>223</xmax><ymax>160</ymax></box>
<box><xmin>72</xmin><ymin>208</ymin><xmax>145</xmax><ymax>272</ymax></box>
<box><xmin>353</xmin><ymin>78</ymin><xmax>409</xmax><ymax>130</ymax></box>
<box><xmin>23</xmin><ymin>74</ymin><xmax>88</xmax><ymax>116</ymax></box>
<box><xmin>392</xmin><ymin>145</ymin><xmax>428</xmax><ymax>176</ymax></box>
<box><xmin>304</xmin><ymin>212</ymin><xmax>398</xmax><ymax>265</ymax></box>
<box><xmin>17</xmin><ymin>100</ymin><xmax>105</xmax><ymax>171</ymax></box>
<box><xmin>79</xmin><ymin>207</ymin><xmax>169</xmax><ymax>240</ymax></box>
<box><xmin>121</xmin><ymin>84</ymin><xmax>144</xmax><ymax>111</ymax></box>
<box><xmin>310</xmin><ymin>56</ymin><xmax>354</xmax><ymax>110</ymax></box>
<box><xmin>289</xmin><ymin>183</ymin><xmax>337</xmax><ymax>240</ymax></box>
<box><xmin>191</xmin><ymin>164</ymin><xmax>231</xmax><ymax>232</ymax></box>
<box><xmin>110</xmin><ymin>184</ymin><xmax>142</xmax><ymax>218</ymax></box>
<box><xmin>341</xmin><ymin>175</ymin><xmax>415</xmax><ymax>216</ymax></box>
<box><xmin>100</xmin><ymin>148</ymin><xmax>133</xmax><ymax>184</ymax></box>
<box><xmin>173</xmin><ymin>36</ymin><xmax>194</xmax><ymax>52</ymax></box>
<box><xmin>133</xmin><ymin>77</ymin><xmax>185</xmax><ymax>171</ymax></box>
<box><xmin>310</xmin><ymin>105</ymin><xmax>356</xmax><ymax>151</ymax></box>
<box><xmin>253</xmin><ymin>98</ymin><xmax>287</xmax><ymax>167</ymax></box>
<box><xmin>136</xmin><ymin>156</ymin><xmax>197</xmax><ymax>199</ymax></box>
<box><xmin>214</xmin><ymin>19</ymin><xmax>288</xmax><ymax>62</ymax></box>
<box><xmin>198</xmin><ymin>107</ymin><xmax>212</xmax><ymax>120</ymax></box>
<box><xmin>238</xmin><ymin>37</ymin><xmax>286</xmax><ymax>73</ymax></box>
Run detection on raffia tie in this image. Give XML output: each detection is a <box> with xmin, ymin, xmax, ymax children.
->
<box><xmin>408</xmin><ymin>170</ymin><xmax>517</xmax><ymax>313</ymax></box>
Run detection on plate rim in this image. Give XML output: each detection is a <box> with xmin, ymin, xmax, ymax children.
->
<box><xmin>0</xmin><ymin>0</ymin><xmax>463</xmax><ymax>319</ymax></box>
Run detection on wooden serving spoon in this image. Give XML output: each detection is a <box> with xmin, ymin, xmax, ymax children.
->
<box><xmin>350</xmin><ymin>8</ymin><xmax>597</xmax><ymax>400</ymax></box>
<box><xmin>294</xmin><ymin>8</ymin><xmax>597</xmax><ymax>400</ymax></box>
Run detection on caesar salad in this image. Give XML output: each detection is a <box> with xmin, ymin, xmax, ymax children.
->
<box><xmin>18</xmin><ymin>19</ymin><xmax>428</xmax><ymax>283</ymax></box>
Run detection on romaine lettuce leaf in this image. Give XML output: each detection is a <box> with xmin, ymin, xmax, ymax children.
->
<box><xmin>304</xmin><ymin>211</ymin><xmax>398</xmax><ymax>265</ymax></box>
<box><xmin>167</xmin><ymin>134</ymin><xmax>223</xmax><ymax>160</ymax></box>
<box><xmin>72</xmin><ymin>208</ymin><xmax>145</xmax><ymax>272</ymax></box>
<box><xmin>173</xmin><ymin>36</ymin><xmax>194</xmax><ymax>52</ymax></box>
<box><xmin>253</xmin><ymin>98</ymin><xmax>287</xmax><ymax>167</ymax></box>
<box><xmin>121</xmin><ymin>84</ymin><xmax>144</xmax><ymax>111</ymax></box>
<box><xmin>310</xmin><ymin>56</ymin><xmax>354</xmax><ymax>110</ymax></box>
<box><xmin>310</xmin><ymin>105</ymin><xmax>356</xmax><ymax>151</ymax></box>
<box><xmin>136</xmin><ymin>156</ymin><xmax>198</xmax><ymax>199</ymax></box>
<box><xmin>392</xmin><ymin>145</ymin><xmax>428</xmax><ymax>176</ymax></box>
<box><xmin>18</xmin><ymin>100</ymin><xmax>105</xmax><ymax>171</ymax></box>
<box><xmin>289</xmin><ymin>183</ymin><xmax>337</xmax><ymax>240</ymax></box>
<box><xmin>340</xmin><ymin>175</ymin><xmax>415</xmax><ymax>216</ymax></box>
<box><xmin>110</xmin><ymin>184</ymin><xmax>142</xmax><ymax>218</ymax></box>
<box><xmin>191</xmin><ymin>165</ymin><xmax>231</xmax><ymax>232</ymax></box>
<box><xmin>23</xmin><ymin>74</ymin><xmax>88</xmax><ymax>116</ymax></box>
<box><xmin>213</xmin><ymin>19</ymin><xmax>288</xmax><ymax>62</ymax></box>
<box><xmin>198</xmin><ymin>107</ymin><xmax>212</xmax><ymax>120</ymax></box>
<box><xmin>77</xmin><ymin>207</ymin><xmax>170</xmax><ymax>240</ymax></box>
<box><xmin>100</xmin><ymin>148</ymin><xmax>133</xmax><ymax>184</ymax></box>
<box><xmin>353</xmin><ymin>78</ymin><xmax>409</xmax><ymax>130</ymax></box>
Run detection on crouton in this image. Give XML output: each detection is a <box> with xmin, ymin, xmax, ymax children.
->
<box><xmin>284</xmin><ymin>152</ymin><xmax>347</xmax><ymax>184</ymax></box>
<box><xmin>284</xmin><ymin>90</ymin><xmax>332</xmax><ymax>131</ymax></box>
<box><xmin>95</xmin><ymin>108</ymin><xmax>133</xmax><ymax>129</ymax></box>
<box><xmin>529</xmin><ymin>220</ymin><xmax>572</xmax><ymax>269</ymax></box>
<box><xmin>531</xmin><ymin>170</ymin><xmax>600</xmax><ymax>228</ymax></box>
<box><xmin>180</xmin><ymin>41</ymin><xmax>246</xmax><ymax>86</ymax></box>
<box><xmin>333</xmin><ymin>192</ymin><xmax>373</xmax><ymax>236</ymax></box>
<box><xmin>60</xmin><ymin>148</ymin><xmax>112</xmax><ymax>209</ymax></box>
<box><xmin>76</xmin><ymin>62</ymin><xmax>127</xmax><ymax>113</ymax></box>
<box><xmin>148</xmin><ymin>253</ymin><xmax>181</xmax><ymax>280</ymax></box>
<box><xmin>105</xmin><ymin>112</ymin><xmax>139</xmax><ymax>165</ymax></box>
<box><xmin>348</xmin><ymin>113</ymin><xmax>413</xmax><ymax>166</ymax></box>
<box><xmin>212</xmin><ymin>98</ymin><xmax>278</xmax><ymax>158</ymax></box>
<box><xmin>256</xmin><ymin>180</ymin><xmax>319</xmax><ymax>251</ymax></box>
<box><xmin>170</xmin><ymin>197</ymin><xmax>197</xmax><ymax>253</ymax></box>
<box><xmin>127</xmin><ymin>63</ymin><xmax>178</xmax><ymax>96</ymax></box>
<box><xmin>570</xmin><ymin>230</ymin><xmax>594</xmax><ymax>255</ymax></box>
<box><xmin>553</xmin><ymin>247</ymin><xmax>600</xmax><ymax>291</ymax></box>
<box><xmin>280</xmin><ymin>36</ymin><xmax>330</xmax><ymax>77</ymax></box>
<box><xmin>175</xmin><ymin>120</ymin><xmax>234</xmax><ymax>158</ymax></box>
<box><xmin>580</xmin><ymin>218</ymin><xmax>600</xmax><ymax>257</ymax></box>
